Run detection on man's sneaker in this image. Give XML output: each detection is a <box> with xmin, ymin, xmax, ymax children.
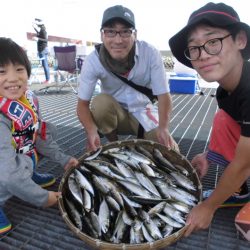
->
<box><xmin>0</xmin><ymin>207</ymin><xmax>11</xmax><ymax>234</ymax></box>
<box><xmin>32</xmin><ymin>172</ymin><xmax>56</xmax><ymax>188</ymax></box>
<box><xmin>203</xmin><ymin>189</ymin><xmax>250</xmax><ymax>208</ymax></box>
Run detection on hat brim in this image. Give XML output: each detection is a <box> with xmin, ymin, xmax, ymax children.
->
<box><xmin>169</xmin><ymin>15</ymin><xmax>250</xmax><ymax>68</ymax></box>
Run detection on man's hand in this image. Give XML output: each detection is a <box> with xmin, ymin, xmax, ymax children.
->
<box><xmin>156</xmin><ymin>127</ymin><xmax>179</xmax><ymax>151</ymax></box>
<box><xmin>64</xmin><ymin>157</ymin><xmax>79</xmax><ymax>171</ymax></box>
<box><xmin>184</xmin><ymin>201</ymin><xmax>216</xmax><ymax>237</ymax></box>
<box><xmin>44</xmin><ymin>191</ymin><xmax>61</xmax><ymax>207</ymax></box>
<box><xmin>191</xmin><ymin>152</ymin><xmax>209</xmax><ymax>178</ymax></box>
<box><xmin>86</xmin><ymin>131</ymin><xmax>101</xmax><ymax>152</ymax></box>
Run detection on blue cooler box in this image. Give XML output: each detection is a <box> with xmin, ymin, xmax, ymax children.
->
<box><xmin>169</xmin><ymin>74</ymin><xmax>198</xmax><ymax>94</ymax></box>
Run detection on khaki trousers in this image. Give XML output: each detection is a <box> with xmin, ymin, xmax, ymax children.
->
<box><xmin>90</xmin><ymin>93</ymin><xmax>179</xmax><ymax>151</ymax></box>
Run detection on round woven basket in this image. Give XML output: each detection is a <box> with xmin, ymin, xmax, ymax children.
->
<box><xmin>58</xmin><ymin>139</ymin><xmax>202</xmax><ymax>250</ymax></box>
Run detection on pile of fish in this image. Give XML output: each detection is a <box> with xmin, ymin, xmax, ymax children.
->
<box><xmin>63</xmin><ymin>144</ymin><xmax>200</xmax><ymax>244</ymax></box>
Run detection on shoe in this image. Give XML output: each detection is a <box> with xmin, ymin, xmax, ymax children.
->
<box><xmin>32</xmin><ymin>172</ymin><xmax>56</xmax><ymax>188</ymax></box>
<box><xmin>42</xmin><ymin>80</ymin><xmax>50</xmax><ymax>84</ymax></box>
<box><xmin>203</xmin><ymin>189</ymin><xmax>250</xmax><ymax>208</ymax></box>
<box><xmin>0</xmin><ymin>207</ymin><xmax>11</xmax><ymax>234</ymax></box>
<box><xmin>235</xmin><ymin>202</ymin><xmax>250</xmax><ymax>241</ymax></box>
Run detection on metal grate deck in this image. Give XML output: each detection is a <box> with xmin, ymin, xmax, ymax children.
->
<box><xmin>1</xmin><ymin>87</ymin><xmax>249</xmax><ymax>250</ymax></box>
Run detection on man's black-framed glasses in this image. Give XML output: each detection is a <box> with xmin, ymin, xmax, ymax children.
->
<box><xmin>101</xmin><ymin>28</ymin><xmax>135</xmax><ymax>38</ymax></box>
<box><xmin>184</xmin><ymin>34</ymin><xmax>232</xmax><ymax>61</ymax></box>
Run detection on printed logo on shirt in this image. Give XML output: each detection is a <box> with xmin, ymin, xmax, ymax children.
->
<box><xmin>8</xmin><ymin>101</ymin><xmax>33</xmax><ymax>129</ymax></box>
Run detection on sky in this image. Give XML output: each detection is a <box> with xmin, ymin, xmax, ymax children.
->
<box><xmin>1</xmin><ymin>0</ymin><xmax>250</xmax><ymax>52</ymax></box>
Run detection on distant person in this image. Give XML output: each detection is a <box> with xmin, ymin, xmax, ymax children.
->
<box><xmin>0</xmin><ymin>37</ymin><xmax>78</xmax><ymax>235</ymax></box>
<box><xmin>77</xmin><ymin>5</ymin><xmax>179</xmax><ymax>152</ymax></box>
<box><xmin>32</xmin><ymin>18</ymin><xmax>50</xmax><ymax>84</ymax></box>
<box><xmin>169</xmin><ymin>2</ymin><xmax>250</xmax><ymax>237</ymax></box>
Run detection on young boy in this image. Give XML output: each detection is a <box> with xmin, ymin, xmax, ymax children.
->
<box><xmin>0</xmin><ymin>37</ymin><xmax>78</xmax><ymax>234</ymax></box>
<box><xmin>169</xmin><ymin>2</ymin><xmax>250</xmax><ymax>236</ymax></box>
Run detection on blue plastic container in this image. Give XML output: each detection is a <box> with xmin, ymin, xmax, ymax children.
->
<box><xmin>169</xmin><ymin>74</ymin><xmax>198</xmax><ymax>94</ymax></box>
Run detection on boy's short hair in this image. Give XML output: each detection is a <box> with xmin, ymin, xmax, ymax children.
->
<box><xmin>0</xmin><ymin>37</ymin><xmax>31</xmax><ymax>77</ymax></box>
<box><xmin>169</xmin><ymin>2</ymin><xmax>250</xmax><ymax>68</ymax></box>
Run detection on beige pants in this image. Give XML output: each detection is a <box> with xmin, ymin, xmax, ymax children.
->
<box><xmin>90</xmin><ymin>93</ymin><xmax>179</xmax><ymax>151</ymax></box>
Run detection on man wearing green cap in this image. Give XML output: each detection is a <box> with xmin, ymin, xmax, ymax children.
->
<box><xmin>169</xmin><ymin>2</ymin><xmax>250</xmax><ymax>237</ymax></box>
<box><xmin>77</xmin><ymin>5</ymin><xmax>178</xmax><ymax>152</ymax></box>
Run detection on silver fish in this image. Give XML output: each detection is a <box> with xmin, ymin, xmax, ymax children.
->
<box><xmin>117</xmin><ymin>180</ymin><xmax>154</xmax><ymax>199</ymax></box>
<box><xmin>170</xmin><ymin>172</ymin><xmax>196</xmax><ymax>191</ymax></box>
<box><xmin>111</xmin><ymin>211</ymin><xmax>127</xmax><ymax>243</ymax></box>
<box><xmin>106</xmin><ymin>195</ymin><xmax>121</xmax><ymax>212</ymax></box>
<box><xmin>148</xmin><ymin>201</ymin><xmax>167</xmax><ymax>215</ymax></box>
<box><xmin>138</xmin><ymin>162</ymin><xmax>156</xmax><ymax>177</ymax></box>
<box><xmin>122</xmin><ymin>147</ymin><xmax>156</xmax><ymax>166</ymax></box>
<box><xmin>141</xmin><ymin>223</ymin><xmax>154</xmax><ymax>242</ymax></box>
<box><xmin>64</xmin><ymin>197</ymin><xmax>82</xmax><ymax>230</ymax></box>
<box><xmin>68</xmin><ymin>174</ymin><xmax>83</xmax><ymax>205</ymax></box>
<box><xmin>134</xmin><ymin>171</ymin><xmax>161</xmax><ymax>198</ymax></box>
<box><xmin>92</xmin><ymin>175</ymin><xmax>110</xmax><ymax>195</ymax></box>
<box><xmin>84</xmin><ymin>160</ymin><xmax>124</xmax><ymax>180</ymax></box>
<box><xmin>163</xmin><ymin>203</ymin><xmax>186</xmax><ymax>224</ymax></box>
<box><xmin>170</xmin><ymin>201</ymin><xmax>190</xmax><ymax>214</ymax></box>
<box><xmin>153</xmin><ymin>148</ymin><xmax>177</xmax><ymax>172</ymax></box>
<box><xmin>135</xmin><ymin>145</ymin><xmax>154</xmax><ymax>161</ymax></box>
<box><xmin>144</xmin><ymin>218</ymin><xmax>163</xmax><ymax>240</ymax></box>
<box><xmin>107</xmin><ymin>153</ymin><xmax>140</xmax><ymax>170</ymax></box>
<box><xmin>98</xmin><ymin>198</ymin><xmax>110</xmax><ymax>234</ymax></box>
<box><xmin>74</xmin><ymin>169</ymin><xmax>95</xmax><ymax>196</ymax></box>
<box><xmin>130</xmin><ymin>222</ymin><xmax>143</xmax><ymax>244</ymax></box>
<box><xmin>122</xmin><ymin>210</ymin><xmax>134</xmax><ymax>226</ymax></box>
<box><xmin>85</xmin><ymin>147</ymin><xmax>102</xmax><ymax>161</ymax></box>
<box><xmin>174</xmin><ymin>164</ymin><xmax>189</xmax><ymax>176</ymax></box>
<box><xmin>114</xmin><ymin>159</ymin><xmax>136</xmax><ymax>179</ymax></box>
<box><xmin>162</xmin><ymin>224</ymin><xmax>174</xmax><ymax>237</ymax></box>
<box><xmin>90</xmin><ymin>210</ymin><xmax>102</xmax><ymax>237</ymax></box>
<box><xmin>83</xmin><ymin>189</ymin><xmax>92</xmax><ymax>212</ymax></box>
<box><xmin>155</xmin><ymin>213</ymin><xmax>183</xmax><ymax>228</ymax></box>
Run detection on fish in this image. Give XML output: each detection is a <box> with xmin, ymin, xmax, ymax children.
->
<box><xmin>98</xmin><ymin>198</ymin><xmax>110</xmax><ymax>234</ymax></box>
<box><xmin>63</xmin><ymin>142</ymin><xmax>200</xmax><ymax>244</ymax></box>
<box><xmin>153</xmin><ymin>148</ymin><xmax>177</xmax><ymax>172</ymax></box>
<box><xmin>162</xmin><ymin>225</ymin><xmax>174</xmax><ymax>237</ymax></box>
<box><xmin>163</xmin><ymin>203</ymin><xmax>186</xmax><ymax>224</ymax></box>
<box><xmin>74</xmin><ymin>169</ymin><xmax>95</xmax><ymax>196</ymax></box>
<box><xmin>148</xmin><ymin>201</ymin><xmax>167</xmax><ymax>215</ymax></box>
<box><xmin>155</xmin><ymin>213</ymin><xmax>183</xmax><ymax>228</ymax></box>
<box><xmin>134</xmin><ymin>145</ymin><xmax>155</xmax><ymax>161</ymax></box>
<box><xmin>85</xmin><ymin>147</ymin><xmax>102</xmax><ymax>161</ymax></box>
<box><xmin>68</xmin><ymin>174</ymin><xmax>83</xmax><ymax>205</ymax></box>
<box><xmin>134</xmin><ymin>172</ymin><xmax>161</xmax><ymax>198</ymax></box>
<box><xmin>111</xmin><ymin>211</ymin><xmax>127</xmax><ymax>243</ymax></box>
<box><xmin>64</xmin><ymin>197</ymin><xmax>83</xmax><ymax>230</ymax></box>
<box><xmin>117</xmin><ymin>180</ymin><xmax>154</xmax><ymax>199</ymax></box>
<box><xmin>170</xmin><ymin>172</ymin><xmax>197</xmax><ymax>191</ymax></box>
<box><xmin>84</xmin><ymin>160</ymin><xmax>125</xmax><ymax>180</ymax></box>
<box><xmin>138</xmin><ymin>162</ymin><xmax>156</xmax><ymax>177</ymax></box>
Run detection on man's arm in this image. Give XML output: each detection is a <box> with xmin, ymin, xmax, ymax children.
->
<box><xmin>185</xmin><ymin>135</ymin><xmax>250</xmax><ymax>236</ymax></box>
<box><xmin>76</xmin><ymin>98</ymin><xmax>101</xmax><ymax>151</ymax></box>
<box><xmin>156</xmin><ymin>92</ymin><xmax>174</xmax><ymax>147</ymax></box>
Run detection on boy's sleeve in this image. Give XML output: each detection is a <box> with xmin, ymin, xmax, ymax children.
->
<box><xmin>35</xmin><ymin>121</ymin><xmax>71</xmax><ymax>167</ymax></box>
<box><xmin>0</xmin><ymin>114</ymin><xmax>49</xmax><ymax>207</ymax></box>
